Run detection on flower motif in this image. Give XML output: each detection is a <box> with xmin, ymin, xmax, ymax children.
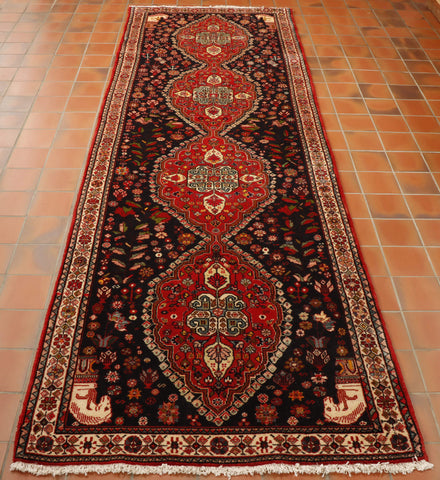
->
<box><xmin>123</xmin><ymin>356</ymin><xmax>141</xmax><ymax>372</ymax></box>
<box><xmin>255</xmin><ymin>404</ymin><xmax>278</xmax><ymax>425</ymax></box>
<box><xmin>299</xmin><ymin>320</ymin><xmax>312</xmax><ymax>330</ymax></box>
<box><xmin>301</xmin><ymin>436</ymin><xmax>320</xmax><ymax>453</ymax></box>
<box><xmin>125</xmin><ymin>402</ymin><xmax>143</xmax><ymax>418</ymax></box>
<box><xmin>67</xmin><ymin>279</ymin><xmax>82</xmax><ymax>291</ymax></box>
<box><xmin>158</xmin><ymin>402</ymin><xmax>179</xmax><ymax>425</ymax></box>
<box><xmin>178</xmin><ymin>232</ymin><xmax>195</xmax><ymax>245</ymax></box>
<box><xmin>36</xmin><ymin>436</ymin><xmax>54</xmax><ymax>452</ymax></box>
<box><xmin>138</xmin><ymin>416</ymin><xmax>148</xmax><ymax>426</ymax></box>
<box><xmin>288</xmin><ymin>416</ymin><xmax>299</xmax><ymax>426</ymax></box>
<box><xmin>124</xmin><ymin>435</ymin><xmax>142</xmax><ymax>453</ymax></box>
<box><xmin>313</xmin><ymin>386</ymin><xmax>326</xmax><ymax>397</ymax></box>
<box><xmin>289</xmin><ymin>390</ymin><xmax>304</xmax><ymax>401</ymax></box>
<box><xmin>105</xmin><ymin>371</ymin><xmax>120</xmax><ymax>383</ymax></box>
<box><xmin>336</xmin><ymin>346</ymin><xmax>348</xmax><ymax>356</ymax></box>
<box><xmin>290</xmin><ymin>404</ymin><xmax>311</xmax><ymax>418</ymax></box>
<box><xmin>40</xmin><ymin>396</ymin><xmax>57</xmax><ymax>411</ymax></box>
<box><xmin>128</xmin><ymin>388</ymin><xmax>142</xmax><ymax>400</ymax></box>
<box><xmin>107</xmin><ymin>385</ymin><xmax>122</xmax><ymax>396</ymax></box>
<box><xmin>284</xmin><ymin>357</ymin><xmax>304</xmax><ymax>372</ymax></box>
<box><xmin>311</xmin><ymin>373</ymin><xmax>328</xmax><ymax>384</ymax></box>
<box><xmin>390</xmin><ymin>434</ymin><xmax>409</xmax><ymax>451</ymax></box>
<box><xmin>53</xmin><ymin>334</ymin><xmax>70</xmax><ymax>349</ymax></box>
<box><xmin>271</xmin><ymin>265</ymin><xmax>286</xmax><ymax>276</ymax></box>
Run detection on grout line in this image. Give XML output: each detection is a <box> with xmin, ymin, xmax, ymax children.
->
<box><xmin>344</xmin><ymin>0</ymin><xmax>440</xmax><ymax>445</ymax></box>
<box><xmin>363</xmin><ymin>7</ymin><xmax>440</xmax><ymax>283</ymax></box>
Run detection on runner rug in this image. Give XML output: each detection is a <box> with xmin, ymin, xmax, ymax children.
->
<box><xmin>12</xmin><ymin>6</ymin><xmax>433</xmax><ymax>477</ymax></box>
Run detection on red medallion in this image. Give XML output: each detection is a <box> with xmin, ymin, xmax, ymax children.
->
<box><xmin>147</xmin><ymin>245</ymin><xmax>282</xmax><ymax>423</ymax></box>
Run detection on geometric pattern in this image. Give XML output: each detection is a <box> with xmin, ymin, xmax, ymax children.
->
<box><xmin>12</xmin><ymin>7</ymin><xmax>431</xmax><ymax>477</ymax></box>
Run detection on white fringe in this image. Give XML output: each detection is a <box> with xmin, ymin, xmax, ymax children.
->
<box><xmin>10</xmin><ymin>459</ymin><xmax>434</xmax><ymax>477</ymax></box>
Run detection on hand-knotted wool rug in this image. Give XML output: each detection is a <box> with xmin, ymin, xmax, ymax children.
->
<box><xmin>12</xmin><ymin>6</ymin><xmax>433</xmax><ymax>477</ymax></box>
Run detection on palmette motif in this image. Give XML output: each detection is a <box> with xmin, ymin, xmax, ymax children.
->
<box><xmin>13</xmin><ymin>6</ymin><xmax>431</xmax><ymax>476</ymax></box>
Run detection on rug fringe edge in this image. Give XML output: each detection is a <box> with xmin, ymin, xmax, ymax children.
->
<box><xmin>10</xmin><ymin>459</ymin><xmax>434</xmax><ymax>476</ymax></box>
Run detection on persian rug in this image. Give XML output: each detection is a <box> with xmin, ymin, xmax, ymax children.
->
<box><xmin>12</xmin><ymin>6</ymin><xmax>433</xmax><ymax>477</ymax></box>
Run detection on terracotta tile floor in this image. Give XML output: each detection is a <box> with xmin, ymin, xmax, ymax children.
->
<box><xmin>0</xmin><ymin>0</ymin><xmax>439</xmax><ymax>478</ymax></box>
